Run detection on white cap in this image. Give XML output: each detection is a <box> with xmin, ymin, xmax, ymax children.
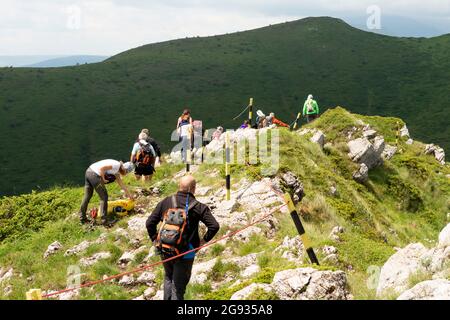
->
<box><xmin>256</xmin><ymin>110</ymin><xmax>265</xmax><ymax>117</ymax></box>
<box><xmin>122</xmin><ymin>162</ymin><xmax>135</xmax><ymax>174</ymax></box>
<box><xmin>308</xmin><ymin>94</ymin><xmax>313</xmax><ymax>100</ymax></box>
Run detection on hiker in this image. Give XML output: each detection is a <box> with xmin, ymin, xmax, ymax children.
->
<box><xmin>141</xmin><ymin>128</ymin><xmax>162</xmax><ymax>165</ymax></box>
<box><xmin>79</xmin><ymin>160</ymin><xmax>134</xmax><ymax>225</ymax></box>
<box><xmin>266</xmin><ymin>112</ymin><xmax>290</xmax><ymax>128</ymax></box>
<box><xmin>255</xmin><ymin>110</ymin><xmax>267</xmax><ymax>128</ymax></box>
<box><xmin>177</xmin><ymin>109</ymin><xmax>193</xmax><ymax>162</ymax></box>
<box><xmin>146</xmin><ymin>175</ymin><xmax>220</xmax><ymax>300</ymax></box>
<box><xmin>239</xmin><ymin>120</ymin><xmax>250</xmax><ymax>129</ymax></box>
<box><xmin>130</xmin><ymin>132</ymin><xmax>156</xmax><ymax>182</ymax></box>
<box><xmin>212</xmin><ymin>126</ymin><xmax>224</xmax><ymax>140</ymax></box>
<box><xmin>303</xmin><ymin>94</ymin><xmax>320</xmax><ymax>123</ymax></box>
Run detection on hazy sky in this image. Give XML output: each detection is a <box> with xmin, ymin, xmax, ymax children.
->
<box><xmin>1</xmin><ymin>0</ymin><xmax>449</xmax><ymax>56</ymax></box>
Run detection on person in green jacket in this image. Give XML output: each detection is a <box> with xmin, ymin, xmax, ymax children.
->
<box><xmin>302</xmin><ymin>94</ymin><xmax>320</xmax><ymax>123</ymax></box>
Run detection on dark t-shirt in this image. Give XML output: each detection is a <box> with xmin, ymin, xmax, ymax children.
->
<box><xmin>146</xmin><ymin>191</ymin><xmax>220</xmax><ymax>249</ymax></box>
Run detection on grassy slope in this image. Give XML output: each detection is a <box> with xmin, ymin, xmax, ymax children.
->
<box><xmin>0</xmin><ymin>18</ymin><xmax>449</xmax><ymax>195</ymax></box>
<box><xmin>0</xmin><ymin>108</ymin><xmax>448</xmax><ymax>300</ymax></box>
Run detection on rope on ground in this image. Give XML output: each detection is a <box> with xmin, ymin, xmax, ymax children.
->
<box><xmin>39</xmin><ymin>202</ymin><xmax>287</xmax><ymax>299</ymax></box>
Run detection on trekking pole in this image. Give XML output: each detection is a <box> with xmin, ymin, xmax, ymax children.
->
<box><xmin>225</xmin><ymin>131</ymin><xmax>231</xmax><ymax>200</ymax></box>
<box><xmin>283</xmin><ymin>193</ymin><xmax>319</xmax><ymax>265</ymax></box>
<box><xmin>248</xmin><ymin>98</ymin><xmax>253</xmax><ymax>127</ymax></box>
<box><xmin>292</xmin><ymin>112</ymin><xmax>302</xmax><ymax>130</ymax></box>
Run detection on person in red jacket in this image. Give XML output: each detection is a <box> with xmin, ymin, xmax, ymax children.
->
<box><xmin>267</xmin><ymin>113</ymin><xmax>290</xmax><ymax>128</ymax></box>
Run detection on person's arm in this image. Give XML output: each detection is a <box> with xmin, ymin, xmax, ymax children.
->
<box><xmin>303</xmin><ymin>101</ymin><xmax>307</xmax><ymax>115</ymax></box>
<box><xmin>115</xmin><ymin>174</ymin><xmax>134</xmax><ymax>199</ymax></box>
<box><xmin>314</xmin><ymin>101</ymin><xmax>319</xmax><ymax>114</ymax></box>
<box><xmin>98</xmin><ymin>165</ymin><xmax>113</xmax><ymax>184</ymax></box>
<box><xmin>176</xmin><ymin>117</ymin><xmax>181</xmax><ymax>129</ymax></box>
<box><xmin>146</xmin><ymin>200</ymin><xmax>165</xmax><ymax>242</ymax></box>
<box><xmin>273</xmin><ymin>118</ymin><xmax>290</xmax><ymax>128</ymax></box>
<box><xmin>199</xmin><ymin>204</ymin><xmax>220</xmax><ymax>244</ymax></box>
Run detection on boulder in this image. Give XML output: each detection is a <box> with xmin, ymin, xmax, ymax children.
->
<box><xmin>118</xmin><ymin>275</ymin><xmax>136</xmax><ymax>287</ymax></box>
<box><xmin>363</xmin><ymin>129</ymin><xmax>377</xmax><ymax>139</ymax></box>
<box><xmin>425</xmin><ymin>144</ymin><xmax>446</xmax><ymax>165</ymax></box>
<box><xmin>143</xmin><ymin>287</ymin><xmax>157</xmax><ymax>300</ymax></box>
<box><xmin>329</xmin><ymin>226</ymin><xmax>345</xmax><ymax>242</ymax></box>
<box><xmin>281</xmin><ymin>172</ymin><xmax>305</xmax><ymax>203</ymax></box>
<box><xmin>406</xmin><ymin>139</ymin><xmax>413</xmax><ymax>145</ymax></box>
<box><xmin>232</xmin><ymin>226</ymin><xmax>262</xmax><ymax>243</ymax></box>
<box><xmin>225</xmin><ymin>253</ymin><xmax>258</xmax><ymax>268</ymax></box>
<box><xmin>376</xmin><ymin>243</ymin><xmax>428</xmax><ymax>296</ymax></box>
<box><xmin>310</xmin><ymin>130</ymin><xmax>325</xmax><ymax>149</ymax></box>
<box><xmin>397</xmin><ymin>279</ymin><xmax>450</xmax><ymax>300</ymax></box>
<box><xmin>64</xmin><ymin>240</ymin><xmax>91</xmax><ymax>256</ymax></box>
<box><xmin>0</xmin><ymin>268</ymin><xmax>13</xmax><ymax>284</ymax></box>
<box><xmin>44</xmin><ymin>241</ymin><xmax>63</xmax><ymax>259</ymax></box>
<box><xmin>400</xmin><ymin>125</ymin><xmax>410</xmax><ymax>138</ymax></box>
<box><xmin>421</xmin><ymin>247</ymin><xmax>450</xmax><ymax>274</ymax></box>
<box><xmin>136</xmin><ymin>272</ymin><xmax>156</xmax><ymax>285</ymax></box>
<box><xmin>438</xmin><ymin>223</ymin><xmax>450</xmax><ymax>248</ymax></box>
<box><xmin>348</xmin><ymin>137</ymin><xmax>384</xmax><ymax>169</ymax></box>
<box><xmin>79</xmin><ymin>252</ymin><xmax>112</xmax><ymax>267</ymax></box>
<box><xmin>353</xmin><ymin>163</ymin><xmax>369</xmax><ymax>184</ymax></box>
<box><xmin>271</xmin><ymin>268</ymin><xmax>351</xmax><ymax>300</ymax></box>
<box><xmin>275</xmin><ymin>236</ymin><xmax>304</xmax><ymax>262</ymax></box>
<box><xmin>241</xmin><ymin>265</ymin><xmax>261</xmax><ymax>278</ymax></box>
<box><xmin>382</xmin><ymin>144</ymin><xmax>397</xmax><ymax>160</ymax></box>
<box><xmin>190</xmin><ymin>258</ymin><xmax>217</xmax><ymax>285</ymax></box>
<box><xmin>329</xmin><ymin>186</ymin><xmax>339</xmax><ymax>197</ymax></box>
<box><xmin>230</xmin><ymin>283</ymin><xmax>273</xmax><ymax>300</ymax></box>
<box><xmin>150</xmin><ymin>290</ymin><xmax>164</xmax><ymax>300</ymax></box>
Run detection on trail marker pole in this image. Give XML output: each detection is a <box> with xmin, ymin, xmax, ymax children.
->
<box><xmin>248</xmin><ymin>98</ymin><xmax>254</xmax><ymax>126</ymax></box>
<box><xmin>225</xmin><ymin>131</ymin><xmax>231</xmax><ymax>200</ymax></box>
<box><xmin>284</xmin><ymin>193</ymin><xmax>319</xmax><ymax>265</ymax></box>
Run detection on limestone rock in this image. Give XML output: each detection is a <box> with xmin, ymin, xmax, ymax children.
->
<box><xmin>376</xmin><ymin>243</ymin><xmax>428</xmax><ymax>296</ymax></box>
<box><xmin>363</xmin><ymin>129</ymin><xmax>377</xmax><ymax>139</ymax></box>
<box><xmin>382</xmin><ymin>144</ymin><xmax>397</xmax><ymax>160</ymax></box>
<box><xmin>281</xmin><ymin>172</ymin><xmax>305</xmax><ymax>203</ymax></box>
<box><xmin>400</xmin><ymin>125</ymin><xmax>410</xmax><ymax>138</ymax></box>
<box><xmin>233</xmin><ymin>226</ymin><xmax>262</xmax><ymax>243</ymax></box>
<box><xmin>241</xmin><ymin>265</ymin><xmax>261</xmax><ymax>278</ymax></box>
<box><xmin>230</xmin><ymin>283</ymin><xmax>273</xmax><ymax>300</ymax></box>
<box><xmin>406</xmin><ymin>138</ymin><xmax>413</xmax><ymax>145</ymax></box>
<box><xmin>424</xmin><ymin>144</ymin><xmax>445</xmax><ymax>165</ymax></box>
<box><xmin>64</xmin><ymin>240</ymin><xmax>91</xmax><ymax>256</ymax></box>
<box><xmin>44</xmin><ymin>241</ymin><xmax>63</xmax><ymax>259</ymax></box>
<box><xmin>397</xmin><ymin>279</ymin><xmax>450</xmax><ymax>300</ymax></box>
<box><xmin>310</xmin><ymin>130</ymin><xmax>325</xmax><ymax>149</ymax></box>
<box><xmin>79</xmin><ymin>252</ymin><xmax>111</xmax><ymax>267</ymax></box>
<box><xmin>329</xmin><ymin>226</ymin><xmax>345</xmax><ymax>242</ymax></box>
<box><xmin>438</xmin><ymin>223</ymin><xmax>450</xmax><ymax>248</ymax></box>
<box><xmin>0</xmin><ymin>268</ymin><xmax>14</xmax><ymax>284</ymax></box>
<box><xmin>137</xmin><ymin>272</ymin><xmax>156</xmax><ymax>285</ymax></box>
<box><xmin>143</xmin><ymin>287</ymin><xmax>157</xmax><ymax>300</ymax></box>
<box><xmin>353</xmin><ymin>163</ymin><xmax>369</xmax><ymax>184</ymax></box>
<box><xmin>348</xmin><ymin>137</ymin><xmax>384</xmax><ymax>169</ymax></box>
<box><xmin>119</xmin><ymin>275</ymin><xmax>136</xmax><ymax>287</ymax></box>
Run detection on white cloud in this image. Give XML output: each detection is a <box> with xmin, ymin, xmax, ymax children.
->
<box><xmin>0</xmin><ymin>0</ymin><xmax>448</xmax><ymax>55</ymax></box>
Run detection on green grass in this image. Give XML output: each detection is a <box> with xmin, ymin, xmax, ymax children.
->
<box><xmin>1</xmin><ymin>17</ymin><xmax>450</xmax><ymax>196</ymax></box>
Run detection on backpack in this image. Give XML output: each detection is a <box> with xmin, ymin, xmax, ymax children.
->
<box><xmin>307</xmin><ymin>100</ymin><xmax>315</xmax><ymax>113</ymax></box>
<box><xmin>135</xmin><ymin>142</ymin><xmax>155</xmax><ymax>166</ymax></box>
<box><xmin>156</xmin><ymin>195</ymin><xmax>198</xmax><ymax>257</ymax></box>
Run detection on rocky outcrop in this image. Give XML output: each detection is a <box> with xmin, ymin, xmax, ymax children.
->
<box><xmin>329</xmin><ymin>226</ymin><xmax>345</xmax><ymax>242</ymax></box>
<box><xmin>79</xmin><ymin>252</ymin><xmax>112</xmax><ymax>267</ymax></box>
<box><xmin>64</xmin><ymin>240</ymin><xmax>91</xmax><ymax>257</ymax></box>
<box><xmin>348</xmin><ymin>137</ymin><xmax>384</xmax><ymax>170</ymax></box>
<box><xmin>424</xmin><ymin>144</ymin><xmax>445</xmax><ymax>165</ymax></box>
<box><xmin>275</xmin><ymin>236</ymin><xmax>304</xmax><ymax>263</ymax></box>
<box><xmin>397</xmin><ymin>280</ymin><xmax>450</xmax><ymax>300</ymax></box>
<box><xmin>400</xmin><ymin>125</ymin><xmax>410</xmax><ymax>138</ymax></box>
<box><xmin>377</xmin><ymin>223</ymin><xmax>450</xmax><ymax>298</ymax></box>
<box><xmin>44</xmin><ymin>241</ymin><xmax>63</xmax><ymax>259</ymax></box>
<box><xmin>280</xmin><ymin>172</ymin><xmax>305</xmax><ymax>203</ymax></box>
<box><xmin>352</xmin><ymin>163</ymin><xmax>369</xmax><ymax>183</ymax></box>
<box><xmin>271</xmin><ymin>267</ymin><xmax>351</xmax><ymax>300</ymax></box>
<box><xmin>0</xmin><ymin>268</ymin><xmax>14</xmax><ymax>284</ymax></box>
<box><xmin>382</xmin><ymin>144</ymin><xmax>397</xmax><ymax>160</ymax></box>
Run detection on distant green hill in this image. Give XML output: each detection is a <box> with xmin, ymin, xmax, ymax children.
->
<box><xmin>0</xmin><ymin>17</ymin><xmax>449</xmax><ymax>195</ymax></box>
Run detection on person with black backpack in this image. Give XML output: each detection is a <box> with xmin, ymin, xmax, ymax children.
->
<box><xmin>130</xmin><ymin>131</ymin><xmax>157</xmax><ymax>182</ymax></box>
<box><xmin>146</xmin><ymin>175</ymin><xmax>220</xmax><ymax>300</ymax></box>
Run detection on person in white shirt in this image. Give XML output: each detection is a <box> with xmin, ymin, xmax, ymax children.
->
<box><xmin>79</xmin><ymin>159</ymin><xmax>134</xmax><ymax>225</ymax></box>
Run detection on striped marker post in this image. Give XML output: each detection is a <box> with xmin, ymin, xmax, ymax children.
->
<box><xmin>284</xmin><ymin>193</ymin><xmax>320</xmax><ymax>265</ymax></box>
<box><xmin>186</xmin><ymin>148</ymin><xmax>191</xmax><ymax>172</ymax></box>
<box><xmin>292</xmin><ymin>112</ymin><xmax>302</xmax><ymax>130</ymax></box>
<box><xmin>248</xmin><ymin>98</ymin><xmax>254</xmax><ymax>126</ymax></box>
<box><xmin>225</xmin><ymin>131</ymin><xmax>231</xmax><ymax>200</ymax></box>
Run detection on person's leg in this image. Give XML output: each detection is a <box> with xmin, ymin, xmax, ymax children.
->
<box><xmin>93</xmin><ymin>179</ymin><xmax>108</xmax><ymax>223</ymax></box>
<box><xmin>163</xmin><ymin>260</ymin><xmax>175</xmax><ymax>300</ymax></box>
<box><xmin>79</xmin><ymin>170</ymin><xmax>94</xmax><ymax>223</ymax></box>
<box><xmin>181</xmin><ymin>136</ymin><xmax>188</xmax><ymax>162</ymax></box>
<box><xmin>171</xmin><ymin>259</ymin><xmax>194</xmax><ymax>300</ymax></box>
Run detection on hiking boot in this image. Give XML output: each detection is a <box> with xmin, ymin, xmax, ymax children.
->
<box><xmin>79</xmin><ymin>215</ymin><xmax>89</xmax><ymax>225</ymax></box>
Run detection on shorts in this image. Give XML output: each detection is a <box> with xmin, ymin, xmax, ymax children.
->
<box><xmin>135</xmin><ymin>164</ymin><xmax>155</xmax><ymax>176</ymax></box>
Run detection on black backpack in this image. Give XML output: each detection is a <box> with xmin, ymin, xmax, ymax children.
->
<box><xmin>155</xmin><ymin>195</ymin><xmax>198</xmax><ymax>257</ymax></box>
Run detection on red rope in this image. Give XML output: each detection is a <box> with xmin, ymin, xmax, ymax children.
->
<box><xmin>42</xmin><ymin>203</ymin><xmax>286</xmax><ymax>299</ymax></box>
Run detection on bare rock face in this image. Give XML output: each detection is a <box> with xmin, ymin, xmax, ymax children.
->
<box><xmin>275</xmin><ymin>236</ymin><xmax>304</xmax><ymax>263</ymax></box>
<box><xmin>271</xmin><ymin>267</ymin><xmax>351</xmax><ymax>300</ymax></box>
<box><xmin>64</xmin><ymin>240</ymin><xmax>91</xmax><ymax>257</ymax></box>
<box><xmin>382</xmin><ymin>144</ymin><xmax>397</xmax><ymax>160</ymax></box>
<box><xmin>44</xmin><ymin>241</ymin><xmax>63</xmax><ymax>259</ymax></box>
<box><xmin>329</xmin><ymin>226</ymin><xmax>345</xmax><ymax>242</ymax></box>
<box><xmin>438</xmin><ymin>223</ymin><xmax>450</xmax><ymax>248</ymax></box>
<box><xmin>376</xmin><ymin>243</ymin><xmax>428</xmax><ymax>297</ymax></box>
<box><xmin>353</xmin><ymin>163</ymin><xmax>369</xmax><ymax>184</ymax></box>
<box><xmin>310</xmin><ymin>130</ymin><xmax>326</xmax><ymax>149</ymax></box>
<box><xmin>348</xmin><ymin>137</ymin><xmax>384</xmax><ymax>170</ymax></box>
<box><xmin>424</xmin><ymin>144</ymin><xmax>446</xmax><ymax>165</ymax></box>
<box><xmin>400</xmin><ymin>125</ymin><xmax>410</xmax><ymax>138</ymax></box>
<box><xmin>397</xmin><ymin>279</ymin><xmax>450</xmax><ymax>300</ymax></box>
<box><xmin>281</xmin><ymin>172</ymin><xmax>305</xmax><ymax>203</ymax></box>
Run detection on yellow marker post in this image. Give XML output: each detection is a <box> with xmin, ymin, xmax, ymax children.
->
<box><xmin>225</xmin><ymin>131</ymin><xmax>231</xmax><ymax>200</ymax></box>
<box><xmin>283</xmin><ymin>193</ymin><xmax>319</xmax><ymax>265</ymax></box>
<box><xmin>26</xmin><ymin>289</ymin><xmax>43</xmax><ymax>300</ymax></box>
<box><xmin>248</xmin><ymin>98</ymin><xmax>254</xmax><ymax>126</ymax></box>
<box><xmin>292</xmin><ymin>112</ymin><xmax>302</xmax><ymax>130</ymax></box>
